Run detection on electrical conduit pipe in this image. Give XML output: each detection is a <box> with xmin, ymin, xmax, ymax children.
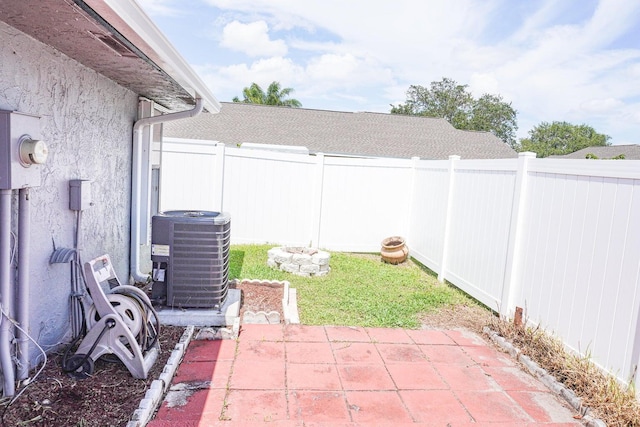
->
<box><xmin>0</xmin><ymin>189</ymin><xmax>15</xmax><ymax>396</ymax></box>
<box><xmin>17</xmin><ymin>188</ymin><xmax>30</xmax><ymax>381</ymax></box>
<box><xmin>130</xmin><ymin>97</ymin><xmax>204</xmax><ymax>282</ymax></box>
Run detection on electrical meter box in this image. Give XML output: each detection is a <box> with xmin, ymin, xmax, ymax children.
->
<box><xmin>0</xmin><ymin>110</ymin><xmax>47</xmax><ymax>189</ymax></box>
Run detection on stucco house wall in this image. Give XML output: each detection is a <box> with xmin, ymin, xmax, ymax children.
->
<box><xmin>0</xmin><ymin>21</ymin><xmax>136</xmax><ymax>358</ymax></box>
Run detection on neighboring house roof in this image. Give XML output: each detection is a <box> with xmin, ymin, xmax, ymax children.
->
<box><xmin>549</xmin><ymin>145</ymin><xmax>640</xmax><ymax>160</ymax></box>
<box><xmin>164</xmin><ymin>102</ymin><xmax>517</xmax><ymax>159</ymax></box>
<box><xmin>0</xmin><ymin>0</ymin><xmax>220</xmax><ymax>113</ymax></box>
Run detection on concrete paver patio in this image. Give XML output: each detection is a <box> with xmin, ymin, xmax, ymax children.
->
<box><xmin>148</xmin><ymin>324</ymin><xmax>582</xmax><ymax>426</ymax></box>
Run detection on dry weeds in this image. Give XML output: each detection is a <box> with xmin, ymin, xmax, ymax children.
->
<box><xmin>421</xmin><ymin>304</ymin><xmax>640</xmax><ymax>426</ymax></box>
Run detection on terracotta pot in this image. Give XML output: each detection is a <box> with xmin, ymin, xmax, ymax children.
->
<box><xmin>380</xmin><ymin>236</ymin><xmax>409</xmax><ymax>264</ymax></box>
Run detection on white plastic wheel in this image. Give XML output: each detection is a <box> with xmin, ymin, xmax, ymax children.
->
<box><xmin>86</xmin><ymin>294</ymin><xmax>144</xmax><ymax>337</ymax></box>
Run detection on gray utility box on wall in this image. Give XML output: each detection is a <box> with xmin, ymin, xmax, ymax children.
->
<box><xmin>0</xmin><ymin>110</ymin><xmax>46</xmax><ymax>189</ymax></box>
<box><xmin>151</xmin><ymin>211</ymin><xmax>231</xmax><ymax>309</ymax></box>
<box><xmin>69</xmin><ymin>179</ymin><xmax>92</xmax><ymax>211</ymax></box>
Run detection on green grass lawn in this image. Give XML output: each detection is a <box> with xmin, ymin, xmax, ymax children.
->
<box><xmin>229</xmin><ymin>244</ymin><xmax>475</xmax><ymax>328</ymax></box>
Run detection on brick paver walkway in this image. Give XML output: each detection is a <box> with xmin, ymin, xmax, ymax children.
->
<box><xmin>148</xmin><ymin>324</ymin><xmax>582</xmax><ymax>426</ymax></box>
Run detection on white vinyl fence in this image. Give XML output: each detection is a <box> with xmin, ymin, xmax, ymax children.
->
<box><xmin>160</xmin><ymin>139</ymin><xmax>414</xmax><ymax>251</ymax></box>
<box><xmin>159</xmin><ymin>137</ymin><xmax>640</xmax><ymax>389</ymax></box>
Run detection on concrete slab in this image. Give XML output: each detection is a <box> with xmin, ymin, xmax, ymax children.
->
<box><xmin>155</xmin><ymin>289</ymin><xmax>240</xmax><ymax>327</ymax></box>
<box><xmin>289</xmin><ymin>391</ymin><xmax>350</xmax><ymax>422</ymax></box>
<box><xmin>285</xmin><ymin>341</ymin><xmax>335</xmax><ymax>364</ymax></box>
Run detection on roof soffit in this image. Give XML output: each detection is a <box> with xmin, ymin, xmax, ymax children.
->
<box><xmin>0</xmin><ymin>0</ymin><xmax>207</xmax><ymax>111</ymax></box>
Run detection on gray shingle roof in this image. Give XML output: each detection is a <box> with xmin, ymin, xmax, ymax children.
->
<box><xmin>549</xmin><ymin>145</ymin><xmax>640</xmax><ymax>160</ymax></box>
<box><xmin>163</xmin><ymin>102</ymin><xmax>517</xmax><ymax>160</ymax></box>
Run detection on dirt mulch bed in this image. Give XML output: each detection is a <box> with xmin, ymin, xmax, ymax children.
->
<box><xmin>1</xmin><ymin>325</ymin><xmax>184</xmax><ymax>427</ymax></box>
<box><xmin>229</xmin><ymin>280</ymin><xmax>284</xmax><ymax>321</ymax></box>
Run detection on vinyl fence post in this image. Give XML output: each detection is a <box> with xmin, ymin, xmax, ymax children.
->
<box><xmin>213</xmin><ymin>142</ymin><xmax>226</xmax><ymax>212</ymax></box>
<box><xmin>310</xmin><ymin>153</ymin><xmax>325</xmax><ymax>248</ymax></box>
<box><xmin>438</xmin><ymin>155</ymin><xmax>460</xmax><ymax>282</ymax></box>
<box><xmin>406</xmin><ymin>156</ymin><xmax>421</xmax><ymax>245</ymax></box>
<box><xmin>500</xmin><ymin>151</ymin><xmax>536</xmax><ymax>318</ymax></box>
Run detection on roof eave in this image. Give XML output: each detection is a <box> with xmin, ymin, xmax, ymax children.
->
<box><xmin>0</xmin><ymin>0</ymin><xmax>220</xmax><ymax>113</ymax></box>
<box><xmin>82</xmin><ymin>0</ymin><xmax>220</xmax><ymax>113</ymax></box>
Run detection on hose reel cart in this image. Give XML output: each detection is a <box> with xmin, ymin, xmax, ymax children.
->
<box><xmin>63</xmin><ymin>254</ymin><xmax>160</xmax><ymax>379</ymax></box>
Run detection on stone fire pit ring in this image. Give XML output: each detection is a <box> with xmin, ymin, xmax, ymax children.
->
<box><xmin>267</xmin><ymin>247</ymin><xmax>331</xmax><ymax>277</ymax></box>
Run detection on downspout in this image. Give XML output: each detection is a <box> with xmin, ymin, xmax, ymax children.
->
<box><xmin>0</xmin><ymin>189</ymin><xmax>15</xmax><ymax>396</ymax></box>
<box><xmin>130</xmin><ymin>97</ymin><xmax>204</xmax><ymax>282</ymax></box>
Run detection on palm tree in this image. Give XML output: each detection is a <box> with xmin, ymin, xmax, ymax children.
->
<box><xmin>233</xmin><ymin>81</ymin><xmax>302</xmax><ymax>107</ymax></box>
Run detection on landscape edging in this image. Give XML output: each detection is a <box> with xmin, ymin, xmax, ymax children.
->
<box><xmin>127</xmin><ymin>325</ymin><xmax>195</xmax><ymax>427</ymax></box>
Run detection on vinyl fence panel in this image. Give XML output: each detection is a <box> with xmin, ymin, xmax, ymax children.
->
<box><xmin>514</xmin><ymin>160</ymin><xmax>640</xmax><ymax>385</ymax></box>
<box><xmin>407</xmin><ymin>161</ymin><xmax>450</xmax><ymax>273</ymax></box>
<box><xmin>317</xmin><ymin>156</ymin><xmax>413</xmax><ymax>252</ymax></box>
<box><xmin>442</xmin><ymin>160</ymin><xmax>517</xmax><ymax>310</ymax></box>
<box><xmin>221</xmin><ymin>146</ymin><xmax>317</xmax><ymax>247</ymax></box>
<box><xmin>159</xmin><ymin>139</ymin><xmax>220</xmax><ymax>211</ymax></box>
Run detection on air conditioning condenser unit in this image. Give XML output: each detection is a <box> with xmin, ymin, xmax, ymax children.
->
<box><xmin>150</xmin><ymin>210</ymin><xmax>230</xmax><ymax>309</ymax></box>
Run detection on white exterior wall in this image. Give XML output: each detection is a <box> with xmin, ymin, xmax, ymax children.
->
<box><xmin>1</xmin><ymin>22</ymin><xmax>137</xmax><ymax>358</ymax></box>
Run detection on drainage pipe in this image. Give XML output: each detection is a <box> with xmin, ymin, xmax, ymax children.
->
<box><xmin>0</xmin><ymin>189</ymin><xmax>15</xmax><ymax>396</ymax></box>
<box><xmin>16</xmin><ymin>188</ymin><xmax>30</xmax><ymax>381</ymax></box>
<box><xmin>130</xmin><ymin>97</ymin><xmax>204</xmax><ymax>282</ymax></box>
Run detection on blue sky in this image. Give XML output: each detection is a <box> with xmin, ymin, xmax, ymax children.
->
<box><xmin>138</xmin><ymin>0</ymin><xmax>639</xmax><ymax>145</ymax></box>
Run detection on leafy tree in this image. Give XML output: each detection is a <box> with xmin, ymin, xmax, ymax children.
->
<box><xmin>585</xmin><ymin>153</ymin><xmax>625</xmax><ymax>160</ymax></box>
<box><xmin>391</xmin><ymin>78</ymin><xmax>518</xmax><ymax>147</ymax></box>
<box><xmin>233</xmin><ymin>81</ymin><xmax>301</xmax><ymax>107</ymax></box>
<box><xmin>518</xmin><ymin>121</ymin><xmax>611</xmax><ymax>158</ymax></box>
<box><xmin>391</xmin><ymin>78</ymin><xmax>473</xmax><ymax>128</ymax></box>
<box><xmin>467</xmin><ymin>94</ymin><xmax>518</xmax><ymax>148</ymax></box>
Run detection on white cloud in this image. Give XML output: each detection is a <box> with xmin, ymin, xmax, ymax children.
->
<box><xmin>220</xmin><ymin>20</ymin><xmax>287</xmax><ymax>57</ymax></box>
<box><xmin>306</xmin><ymin>54</ymin><xmax>391</xmax><ymax>84</ymax></box>
<box><xmin>306</xmin><ymin>54</ymin><xmax>359</xmax><ymax>81</ymax></box>
<box><xmin>194</xmin><ymin>57</ymin><xmax>303</xmax><ymax>102</ymax></box>
<box><xmin>225</xmin><ymin>56</ymin><xmax>302</xmax><ymax>84</ymax></box>
<box><xmin>298</xmin><ymin>54</ymin><xmax>395</xmax><ymax>108</ymax></box>
<box><xmin>469</xmin><ymin>73</ymin><xmax>500</xmax><ymax>98</ymax></box>
<box><xmin>155</xmin><ymin>0</ymin><xmax>640</xmax><ymax>143</ymax></box>
<box><xmin>453</xmin><ymin>1</ymin><xmax>640</xmax><ymax>142</ymax></box>
<box><xmin>582</xmin><ymin>0</ymin><xmax>640</xmax><ymax>48</ymax></box>
<box><xmin>580</xmin><ymin>98</ymin><xmax>624</xmax><ymax>114</ymax></box>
